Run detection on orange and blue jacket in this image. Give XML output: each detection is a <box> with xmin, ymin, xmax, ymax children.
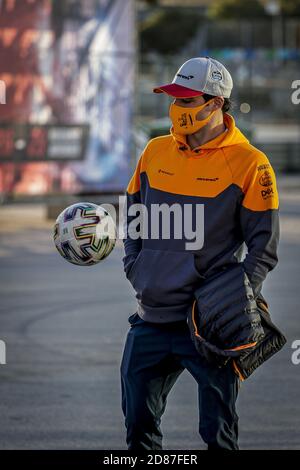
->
<box><xmin>123</xmin><ymin>113</ymin><xmax>279</xmax><ymax>323</ymax></box>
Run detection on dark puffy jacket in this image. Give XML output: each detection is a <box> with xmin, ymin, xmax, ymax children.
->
<box><xmin>187</xmin><ymin>263</ymin><xmax>286</xmax><ymax>379</ymax></box>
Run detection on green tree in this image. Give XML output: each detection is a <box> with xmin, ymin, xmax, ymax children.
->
<box><xmin>208</xmin><ymin>0</ymin><xmax>267</xmax><ymax>19</ymax></box>
<box><xmin>280</xmin><ymin>0</ymin><xmax>300</xmax><ymax>16</ymax></box>
<box><xmin>140</xmin><ymin>8</ymin><xmax>205</xmax><ymax>54</ymax></box>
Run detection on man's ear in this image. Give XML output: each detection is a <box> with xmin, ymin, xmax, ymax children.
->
<box><xmin>211</xmin><ymin>96</ymin><xmax>224</xmax><ymax>110</ymax></box>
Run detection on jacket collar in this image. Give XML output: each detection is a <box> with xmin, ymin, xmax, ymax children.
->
<box><xmin>170</xmin><ymin>113</ymin><xmax>249</xmax><ymax>155</ymax></box>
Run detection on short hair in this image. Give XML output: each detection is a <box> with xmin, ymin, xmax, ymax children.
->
<box><xmin>202</xmin><ymin>93</ymin><xmax>232</xmax><ymax>113</ymax></box>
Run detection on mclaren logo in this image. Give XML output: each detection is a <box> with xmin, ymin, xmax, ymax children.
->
<box><xmin>196</xmin><ymin>177</ymin><xmax>219</xmax><ymax>181</ymax></box>
<box><xmin>259</xmin><ymin>170</ymin><xmax>273</xmax><ymax>187</ymax></box>
<box><xmin>177</xmin><ymin>73</ymin><xmax>194</xmax><ymax>80</ymax></box>
<box><xmin>158</xmin><ymin>169</ymin><xmax>174</xmax><ymax>176</ymax></box>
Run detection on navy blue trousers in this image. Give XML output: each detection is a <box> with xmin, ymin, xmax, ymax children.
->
<box><xmin>120</xmin><ymin>312</ymin><xmax>240</xmax><ymax>450</ymax></box>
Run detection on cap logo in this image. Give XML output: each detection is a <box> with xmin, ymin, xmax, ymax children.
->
<box><xmin>177</xmin><ymin>73</ymin><xmax>194</xmax><ymax>80</ymax></box>
<box><xmin>211</xmin><ymin>70</ymin><xmax>223</xmax><ymax>81</ymax></box>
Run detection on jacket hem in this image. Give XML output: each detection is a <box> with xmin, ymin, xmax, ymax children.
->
<box><xmin>137</xmin><ymin>301</ymin><xmax>190</xmax><ymax>323</ymax></box>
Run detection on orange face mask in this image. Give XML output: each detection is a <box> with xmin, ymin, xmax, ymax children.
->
<box><xmin>169</xmin><ymin>99</ymin><xmax>216</xmax><ymax>135</ymax></box>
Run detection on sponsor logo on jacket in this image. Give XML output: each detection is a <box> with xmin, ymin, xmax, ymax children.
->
<box><xmin>261</xmin><ymin>187</ymin><xmax>274</xmax><ymax>199</ymax></box>
<box><xmin>259</xmin><ymin>170</ymin><xmax>273</xmax><ymax>187</ymax></box>
<box><xmin>257</xmin><ymin>163</ymin><xmax>270</xmax><ymax>171</ymax></box>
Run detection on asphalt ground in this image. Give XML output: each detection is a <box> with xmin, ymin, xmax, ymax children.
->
<box><xmin>0</xmin><ymin>185</ymin><xmax>300</xmax><ymax>449</ymax></box>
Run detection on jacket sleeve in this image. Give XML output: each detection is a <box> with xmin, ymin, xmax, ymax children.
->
<box><xmin>239</xmin><ymin>153</ymin><xmax>280</xmax><ymax>302</ymax></box>
<box><xmin>122</xmin><ymin>152</ymin><xmax>144</xmax><ymax>278</ymax></box>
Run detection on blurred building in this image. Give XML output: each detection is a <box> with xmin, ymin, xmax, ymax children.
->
<box><xmin>0</xmin><ymin>0</ymin><xmax>135</xmax><ymax>199</ymax></box>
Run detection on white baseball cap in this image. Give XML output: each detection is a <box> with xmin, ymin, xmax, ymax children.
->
<box><xmin>153</xmin><ymin>57</ymin><xmax>233</xmax><ymax>99</ymax></box>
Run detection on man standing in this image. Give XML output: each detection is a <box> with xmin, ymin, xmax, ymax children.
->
<box><xmin>121</xmin><ymin>57</ymin><xmax>279</xmax><ymax>450</ymax></box>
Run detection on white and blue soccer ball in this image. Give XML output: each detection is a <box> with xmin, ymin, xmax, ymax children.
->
<box><xmin>53</xmin><ymin>202</ymin><xmax>116</xmax><ymax>266</ymax></box>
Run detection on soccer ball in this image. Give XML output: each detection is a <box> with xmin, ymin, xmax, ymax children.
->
<box><xmin>53</xmin><ymin>202</ymin><xmax>116</xmax><ymax>266</ymax></box>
